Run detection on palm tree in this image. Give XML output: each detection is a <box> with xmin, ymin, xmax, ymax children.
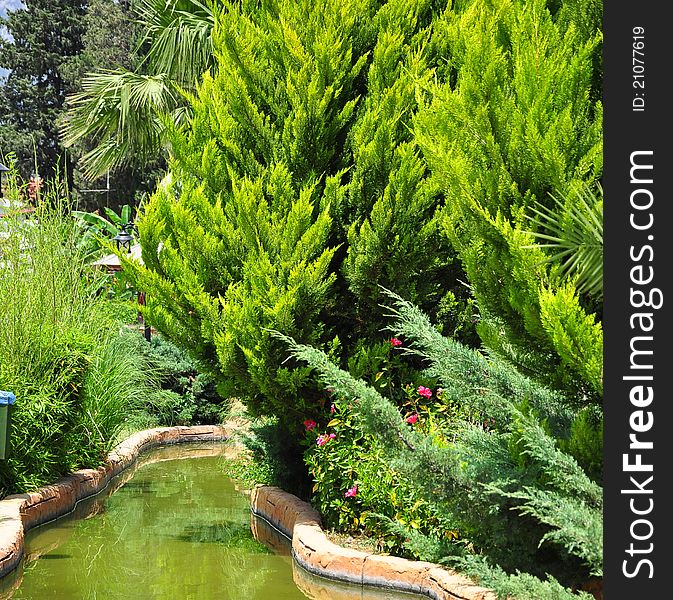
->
<box><xmin>61</xmin><ymin>0</ymin><xmax>215</xmax><ymax>180</ymax></box>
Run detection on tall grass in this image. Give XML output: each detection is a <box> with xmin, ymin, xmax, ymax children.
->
<box><xmin>0</xmin><ymin>165</ymin><xmax>167</xmax><ymax>494</ymax></box>
<box><xmin>77</xmin><ymin>331</ymin><xmax>173</xmax><ymax>459</ymax></box>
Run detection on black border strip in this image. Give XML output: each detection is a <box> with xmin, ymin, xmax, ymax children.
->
<box><xmin>604</xmin><ymin>3</ymin><xmax>670</xmax><ymax>597</ymax></box>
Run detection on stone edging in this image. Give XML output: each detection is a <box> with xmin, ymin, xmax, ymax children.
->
<box><xmin>0</xmin><ymin>425</ymin><xmax>229</xmax><ymax>579</ymax></box>
<box><xmin>250</xmin><ymin>485</ymin><xmax>498</xmax><ymax>600</ymax></box>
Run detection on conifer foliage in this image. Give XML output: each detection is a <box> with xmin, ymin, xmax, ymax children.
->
<box><xmin>124</xmin><ymin>0</ymin><xmax>463</xmax><ymax>427</ymax></box>
<box><xmin>282</xmin><ymin>292</ymin><xmax>601</xmax><ymax>595</ymax></box>
<box><xmin>414</xmin><ymin>0</ymin><xmax>603</xmax><ymax>399</ymax></box>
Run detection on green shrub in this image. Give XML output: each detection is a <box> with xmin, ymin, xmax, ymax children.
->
<box><xmin>139</xmin><ymin>334</ymin><xmax>227</xmax><ymax>425</ymax></box>
<box><xmin>234</xmin><ymin>415</ymin><xmax>313</xmax><ymax>498</ymax></box>
<box><xmin>278</xmin><ymin>293</ymin><xmax>602</xmax><ymax>596</ymax></box>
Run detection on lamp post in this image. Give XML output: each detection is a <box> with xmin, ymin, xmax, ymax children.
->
<box><xmin>112</xmin><ymin>222</ymin><xmax>133</xmax><ymax>253</ymax></box>
<box><xmin>111</xmin><ymin>223</ymin><xmax>152</xmax><ymax>342</ymax></box>
<box><xmin>0</xmin><ymin>162</ymin><xmax>9</xmax><ymax>199</ymax></box>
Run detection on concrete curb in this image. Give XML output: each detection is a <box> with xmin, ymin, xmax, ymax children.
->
<box><xmin>0</xmin><ymin>425</ymin><xmax>229</xmax><ymax>579</ymax></box>
<box><xmin>250</xmin><ymin>485</ymin><xmax>498</xmax><ymax>600</ymax></box>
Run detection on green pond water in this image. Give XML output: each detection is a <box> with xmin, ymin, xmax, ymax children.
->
<box><xmin>0</xmin><ymin>443</ymin><xmax>424</xmax><ymax>600</ymax></box>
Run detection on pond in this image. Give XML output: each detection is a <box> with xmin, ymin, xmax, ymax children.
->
<box><xmin>0</xmin><ymin>443</ymin><xmax>424</xmax><ymax>600</ymax></box>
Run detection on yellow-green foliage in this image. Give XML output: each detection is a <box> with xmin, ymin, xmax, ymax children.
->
<box><xmin>126</xmin><ymin>164</ymin><xmax>337</xmax><ymax>421</ymax></box>
<box><xmin>127</xmin><ymin>0</ymin><xmax>603</xmax><ymax>428</ymax></box>
<box><xmin>415</xmin><ymin>0</ymin><xmax>603</xmax><ymax>398</ymax></box>
<box><xmin>126</xmin><ymin>0</ymin><xmax>467</xmax><ymax>425</ymax></box>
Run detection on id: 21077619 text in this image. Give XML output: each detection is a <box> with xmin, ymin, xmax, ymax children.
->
<box><xmin>632</xmin><ymin>27</ymin><xmax>645</xmax><ymax>112</ymax></box>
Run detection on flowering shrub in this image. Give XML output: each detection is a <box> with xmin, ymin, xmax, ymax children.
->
<box><xmin>345</xmin><ymin>339</ymin><xmax>427</xmax><ymax>407</ymax></box>
<box><xmin>302</xmin><ymin>398</ymin><xmax>455</xmax><ymax>556</ymax></box>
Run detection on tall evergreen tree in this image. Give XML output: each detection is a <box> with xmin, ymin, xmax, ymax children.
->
<box><xmin>414</xmin><ymin>0</ymin><xmax>603</xmax><ymax>400</ymax></box>
<box><xmin>0</xmin><ymin>0</ymin><xmax>87</xmax><ymax>178</ymax></box>
<box><xmin>123</xmin><ymin>0</ymin><xmax>467</xmax><ymax>433</ymax></box>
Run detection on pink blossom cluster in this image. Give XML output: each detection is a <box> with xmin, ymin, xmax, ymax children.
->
<box><xmin>417</xmin><ymin>386</ymin><xmax>432</xmax><ymax>399</ymax></box>
<box><xmin>316</xmin><ymin>433</ymin><xmax>336</xmax><ymax>446</ymax></box>
<box><xmin>344</xmin><ymin>485</ymin><xmax>358</xmax><ymax>498</ymax></box>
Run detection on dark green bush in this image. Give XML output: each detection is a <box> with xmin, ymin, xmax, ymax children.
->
<box><xmin>139</xmin><ymin>335</ymin><xmax>227</xmax><ymax>426</ymax></box>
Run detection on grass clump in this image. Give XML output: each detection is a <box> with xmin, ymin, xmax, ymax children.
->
<box><xmin>0</xmin><ymin>167</ymin><xmax>170</xmax><ymax>494</ymax></box>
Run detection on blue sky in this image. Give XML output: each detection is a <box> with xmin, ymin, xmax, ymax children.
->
<box><xmin>0</xmin><ymin>0</ymin><xmax>23</xmax><ymax>19</ymax></box>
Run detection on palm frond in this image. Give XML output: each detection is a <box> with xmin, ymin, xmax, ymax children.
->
<box><xmin>62</xmin><ymin>71</ymin><xmax>182</xmax><ymax>179</ymax></box>
<box><xmin>524</xmin><ymin>183</ymin><xmax>603</xmax><ymax>299</ymax></box>
<box><xmin>135</xmin><ymin>0</ymin><xmax>215</xmax><ymax>86</ymax></box>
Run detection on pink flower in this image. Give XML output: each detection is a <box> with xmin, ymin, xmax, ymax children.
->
<box><xmin>303</xmin><ymin>419</ymin><xmax>317</xmax><ymax>431</ymax></box>
<box><xmin>417</xmin><ymin>386</ymin><xmax>432</xmax><ymax>399</ymax></box>
<box><xmin>316</xmin><ymin>432</ymin><xmax>336</xmax><ymax>446</ymax></box>
<box><xmin>344</xmin><ymin>485</ymin><xmax>358</xmax><ymax>498</ymax></box>
<box><xmin>389</xmin><ymin>337</ymin><xmax>403</xmax><ymax>347</ymax></box>
<box><xmin>330</xmin><ymin>403</ymin><xmax>336</xmax><ymax>414</ymax></box>
<box><xmin>316</xmin><ymin>434</ymin><xmax>328</xmax><ymax>446</ymax></box>
<box><xmin>406</xmin><ymin>413</ymin><xmax>419</xmax><ymax>424</ymax></box>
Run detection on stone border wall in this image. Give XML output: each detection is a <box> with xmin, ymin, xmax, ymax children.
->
<box><xmin>0</xmin><ymin>425</ymin><xmax>498</xmax><ymax>600</ymax></box>
<box><xmin>250</xmin><ymin>485</ymin><xmax>498</xmax><ymax>600</ymax></box>
<box><xmin>0</xmin><ymin>425</ymin><xmax>228</xmax><ymax>579</ymax></box>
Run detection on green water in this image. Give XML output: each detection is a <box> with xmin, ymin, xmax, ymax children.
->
<box><xmin>0</xmin><ymin>444</ymin><xmax>424</xmax><ymax>600</ymax></box>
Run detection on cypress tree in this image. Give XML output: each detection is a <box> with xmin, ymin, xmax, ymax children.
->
<box><xmin>414</xmin><ymin>0</ymin><xmax>603</xmax><ymax>399</ymax></box>
<box><xmin>125</xmin><ymin>0</ymin><xmax>465</xmax><ymax>430</ymax></box>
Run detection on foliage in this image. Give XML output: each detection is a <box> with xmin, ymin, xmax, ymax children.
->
<box><xmin>62</xmin><ymin>0</ymin><xmax>215</xmax><ymax>179</ymax></box>
<box><xmin>73</xmin><ymin>203</ymin><xmax>134</xmax><ymax>255</ymax></box>
<box><xmin>63</xmin><ymin>70</ymin><xmax>182</xmax><ymax>181</ymax></box>
<box><xmin>302</xmin><ymin>392</ymin><xmax>456</xmax><ymax>559</ymax></box>
<box><xmin>451</xmin><ymin>554</ymin><xmax>594</xmax><ymax>600</ymax></box>
<box><xmin>414</xmin><ymin>0</ymin><xmax>603</xmax><ymax>400</ymax></box>
<box><xmin>134</xmin><ymin>0</ymin><xmax>215</xmax><ymax>86</ymax></box>
<box><xmin>60</xmin><ymin>0</ymin><xmax>165</xmax><ymax>213</ymax></box>
<box><xmin>277</xmin><ymin>293</ymin><xmax>602</xmax><ymax>594</ymax></box>
<box><xmin>0</xmin><ymin>0</ymin><xmax>87</xmax><ymax>179</ymax></box>
<box><xmin>232</xmin><ymin>414</ymin><xmax>313</xmax><ymax>498</ymax></box>
<box><xmin>124</xmin><ymin>0</ymin><xmax>473</xmax><ymax>446</ymax></box>
<box><xmin>524</xmin><ymin>182</ymin><xmax>603</xmax><ymax>300</ymax></box>
<box><xmin>0</xmin><ymin>169</ymin><xmax>168</xmax><ymax>494</ymax></box>
<box><xmin>138</xmin><ymin>334</ymin><xmax>228</xmax><ymax>426</ymax></box>
<box><xmin>73</xmin><ymin>330</ymin><xmax>170</xmax><ymax>457</ymax></box>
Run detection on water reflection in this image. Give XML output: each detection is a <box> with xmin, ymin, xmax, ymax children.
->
<box><xmin>251</xmin><ymin>515</ymin><xmax>426</xmax><ymax>600</ymax></box>
<box><xmin>0</xmin><ymin>443</ymin><xmax>425</xmax><ymax>600</ymax></box>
